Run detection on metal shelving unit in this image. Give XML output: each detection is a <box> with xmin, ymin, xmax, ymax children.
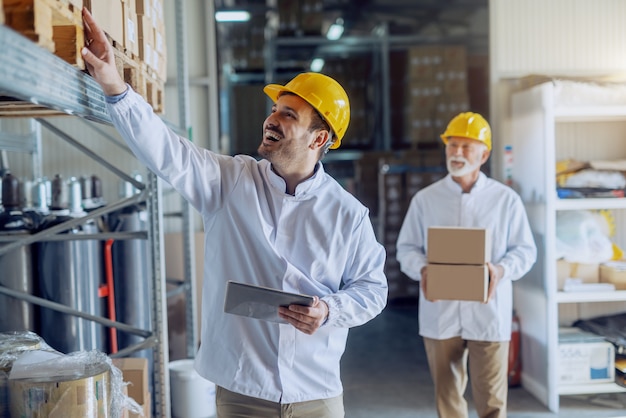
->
<box><xmin>0</xmin><ymin>0</ymin><xmax>207</xmax><ymax>412</ymax></box>
<box><xmin>511</xmin><ymin>81</ymin><xmax>626</xmax><ymax>412</ymax></box>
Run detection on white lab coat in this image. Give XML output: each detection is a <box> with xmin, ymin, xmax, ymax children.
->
<box><xmin>396</xmin><ymin>173</ymin><xmax>536</xmax><ymax>341</ymax></box>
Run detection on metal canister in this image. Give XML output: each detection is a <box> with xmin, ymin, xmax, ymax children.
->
<box><xmin>37</xmin><ymin>176</ymin><xmax>106</xmax><ymax>353</ymax></box>
<box><xmin>0</xmin><ymin>229</ymin><xmax>35</xmax><ymax>333</ymax></box>
<box><xmin>109</xmin><ymin>199</ymin><xmax>154</xmax><ymax>393</ymax></box>
<box><xmin>0</xmin><ymin>173</ymin><xmax>36</xmax><ymax>334</ymax></box>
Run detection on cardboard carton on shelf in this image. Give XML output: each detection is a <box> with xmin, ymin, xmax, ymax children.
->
<box><xmin>427</xmin><ymin>226</ymin><xmax>491</xmax><ymax>265</ymax></box>
<box><xmin>600</xmin><ymin>261</ymin><xmax>626</xmax><ymax>290</ymax></box>
<box><xmin>558</xmin><ymin>327</ymin><xmax>615</xmax><ymax>386</ymax></box>
<box><xmin>556</xmin><ymin>260</ymin><xmax>599</xmax><ymax>290</ymax></box>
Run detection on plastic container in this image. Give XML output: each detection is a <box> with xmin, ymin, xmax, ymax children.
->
<box><xmin>169</xmin><ymin>359</ymin><xmax>216</xmax><ymax>418</ymax></box>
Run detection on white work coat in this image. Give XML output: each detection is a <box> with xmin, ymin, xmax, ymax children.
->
<box><xmin>396</xmin><ymin>173</ymin><xmax>536</xmax><ymax>341</ymax></box>
<box><xmin>107</xmin><ymin>88</ymin><xmax>388</xmax><ymax>403</ymax></box>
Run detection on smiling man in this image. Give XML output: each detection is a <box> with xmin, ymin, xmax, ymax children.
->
<box><xmin>396</xmin><ymin>112</ymin><xmax>536</xmax><ymax>418</ymax></box>
<box><xmin>81</xmin><ymin>8</ymin><xmax>387</xmax><ymax>418</ymax></box>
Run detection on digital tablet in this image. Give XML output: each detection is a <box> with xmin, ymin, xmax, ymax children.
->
<box><xmin>223</xmin><ymin>281</ymin><xmax>315</xmax><ymax>324</ymax></box>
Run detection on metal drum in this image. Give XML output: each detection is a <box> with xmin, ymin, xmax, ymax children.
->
<box><xmin>37</xmin><ymin>175</ymin><xmax>106</xmax><ymax>354</ymax></box>
<box><xmin>109</xmin><ymin>203</ymin><xmax>154</xmax><ymax>391</ymax></box>
<box><xmin>0</xmin><ymin>173</ymin><xmax>36</xmax><ymax>333</ymax></box>
<box><xmin>37</xmin><ymin>220</ymin><xmax>106</xmax><ymax>354</ymax></box>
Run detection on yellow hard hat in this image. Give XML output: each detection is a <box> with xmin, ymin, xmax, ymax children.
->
<box><xmin>264</xmin><ymin>72</ymin><xmax>350</xmax><ymax>149</ymax></box>
<box><xmin>440</xmin><ymin>112</ymin><xmax>492</xmax><ymax>151</ymax></box>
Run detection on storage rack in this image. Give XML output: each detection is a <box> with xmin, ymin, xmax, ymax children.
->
<box><xmin>0</xmin><ymin>0</ymin><xmax>208</xmax><ymax>414</ymax></box>
<box><xmin>510</xmin><ymin>80</ymin><xmax>626</xmax><ymax>412</ymax></box>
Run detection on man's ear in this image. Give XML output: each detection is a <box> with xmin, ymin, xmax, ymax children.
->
<box><xmin>311</xmin><ymin>129</ymin><xmax>330</xmax><ymax>150</ymax></box>
<box><xmin>481</xmin><ymin>148</ymin><xmax>491</xmax><ymax>164</ymax></box>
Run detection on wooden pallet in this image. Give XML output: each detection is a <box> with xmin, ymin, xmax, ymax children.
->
<box><xmin>3</xmin><ymin>0</ymin><xmax>84</xmax><ymax>68</ymax></box>
<box><xmin>141</xmin><ymin>68</ymin><xmax>164</xmax><ymax>114</ymax></box>
<box><xmin>113</xmin><ymin>48</ymin><xmax>163</xmax><ymax>114</ymax></box>
<box><xmin>0</xmin><ymin>96</ymin><xmax>67</xmax><ymax>117</ymax></box>
<box><xmin>135</xmin><ymin>62</ymin><xmax>164</xmax><ymax>114</ymax></box>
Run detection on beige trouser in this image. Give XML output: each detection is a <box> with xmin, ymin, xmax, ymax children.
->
<box><xmin>423</xmin><ymin>336</ymin><xmax>509</xmax><ymax>418</ymax></box>
<box><xmin>216</xmin><ymin>386</ymin><xmax>345</xmax><ymax>418</ymax></box>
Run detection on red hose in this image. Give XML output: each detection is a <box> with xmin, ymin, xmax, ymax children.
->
<box><xmin>104</xmin><ymin>238</ymin><xmax>118</xmax><ymax>353</ymax></box>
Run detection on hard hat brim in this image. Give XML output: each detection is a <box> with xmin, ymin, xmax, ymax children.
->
<box><xmin>263</xmin><ymin>84</ymin><xmax>285</xmax><ymax>103</ymax></box>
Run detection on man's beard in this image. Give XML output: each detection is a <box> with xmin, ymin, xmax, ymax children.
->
<box><xmin>447</xmin><ymin>156</ymin><xmax>481</xmax><ymax>177</ymax></box>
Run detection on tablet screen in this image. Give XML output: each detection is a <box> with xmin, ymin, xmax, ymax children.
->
<box><xmin>223</xmin><ymin>281</ymin><xmax>315</xmax><ymax>323</ymax></box>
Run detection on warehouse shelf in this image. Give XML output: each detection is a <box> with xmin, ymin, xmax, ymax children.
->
<box><xmin>555</xmin><ymin>198</ymin><xmax>626</xmax><ymax>211</ymax></box>
<box><xmin>559</xmin><ymin>383</ymin><xmax>626</xmax><ymax>396</ymax></box>
<box><xmin>0</xmin><ymin>24</ymin><xmax>110</xmax><ymax>123</ymax></box>
<box><xmin>554</xmin><ymin>107</ymin><xmax>626</xmax><ymax>122</ymax></box>
<box><xmin>0</xmin><ymin>1</ymin><xmax>210</xmax><ymax>415</ymax></box>
<box><xmin>511</xmin><ymin>80</ymin><xmax>626</xmax><ymax>412</ymax></box>
<box><xmin>556</xmin><ymin>290</ymin><xmax>626</xmax><ymax>303</ymax></box>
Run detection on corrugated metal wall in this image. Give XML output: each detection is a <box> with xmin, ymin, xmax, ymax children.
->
<box><xmin>491</xmin><ymin>0</ymin><xmax>626</xmax><ymax>77</ymax></box>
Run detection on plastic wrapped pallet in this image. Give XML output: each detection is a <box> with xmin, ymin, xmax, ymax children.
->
<box><xmin>7</xmin><ymin>347</ymin><xmax>142</xmax><ymax>417</ymax></box>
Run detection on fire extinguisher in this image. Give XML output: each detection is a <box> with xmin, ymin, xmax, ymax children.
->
<box><xmin>508</xmin><ymin>310</ymin><xmax>522</xmax><ymax>387</ymax></box>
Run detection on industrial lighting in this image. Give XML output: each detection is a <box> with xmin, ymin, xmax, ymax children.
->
<box><xmin>215</xmin><ymin>10</ymin><xmax>251</xmax><ymax>22</ymax></box>
<box><xmin>310</xmin><ymin>58</ymin><xmax>325</xmax><ymax>72</ymax></box>
<box><xmin>326</xmin><ymin>18</ymin><xmax>344</xmax><ymax>40</ymax></box>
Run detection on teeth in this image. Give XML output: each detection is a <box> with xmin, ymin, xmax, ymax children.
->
<box><xmin>266</xmin><ymin>131</ymin><xmax>281</xmax><ymax>141</ymax></box>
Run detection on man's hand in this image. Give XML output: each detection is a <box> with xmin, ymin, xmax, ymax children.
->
<box><xmin>279</xmin><ymin>296</ymin><xmax>329</xmax><ymax>335</ymax></box>
<box><xmin>420</xmin><ymin>266</ymin><xmax>437</xmax><ymax>302</ymax></box>
<box><xmin>486</xmin><ymin>262</ymin><xmax>504</xmax><ymax>303</ymax></box>
<box><xmin>81</xmin><ymin>8</ymin><xmax>127</xmax><ymax>96</ymax></box>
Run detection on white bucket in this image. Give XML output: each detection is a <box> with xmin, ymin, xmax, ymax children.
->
<box><xmin>169</xmin><ymin>359</ymin><xmax>216</xmax><ymax>418</ymax></box>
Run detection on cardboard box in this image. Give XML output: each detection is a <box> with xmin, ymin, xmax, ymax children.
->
<box><xmin>556</xmin><ymin>260</ymin><xmax>599</xmax><ymax>290</ymax></box>
<box><xmin>558</xmin><ymin>328</ymin><xmax>615</xmax><ymax>385</ymax></box>
<box><xmin>124</xmin><ymin>2</ymin><xmax>139</xmax><ymax>57</ymax></box>
<box><xmin>426</xmin><ymin>263</ymin><xmax>488</xmax><ymax>302</ymax></box>
<box><xmin>85</xmin><ymin>0</ymin><xmax>124</xmax><ymax>45</ymax></box>
<box><xmin>427</xmin><ymin>227</ymin><xmax>491</xmax><ymax>265</ymax></box>
<box><xmin>112</xmin><ymin>357</ymin><xmax>149</xmax><ymax>405</ymax></box>
<box><xmin>600</xmin><ymin>261</ymin><xmax>626</xmax><ymax>290</ymax></box>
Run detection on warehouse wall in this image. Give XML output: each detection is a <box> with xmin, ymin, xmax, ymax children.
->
<box><xmin>489</xmin><ymin>0</ymin><xmax>626</xmax><ymax>182</ymax></box>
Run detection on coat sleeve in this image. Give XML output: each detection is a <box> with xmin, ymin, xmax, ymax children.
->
<box><xmin>106</xmin><ymin>87</ymin><xmax>241</xmax><ymax>215</ymax></box>
<box><xmin>498</xmin><ymin>194</ymin><xmax>537</xmax><ymax>282</ymax></box>
<box><xmin>322</xmin><ymin>209</ymin><xmax>388</xmax><ymax>328</ymax></box>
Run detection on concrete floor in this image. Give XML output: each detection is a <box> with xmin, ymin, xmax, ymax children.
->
<box><xmin>341</xmin><ymin>300</ymin><xmax>626</xmax><ymax>418</ymax></box>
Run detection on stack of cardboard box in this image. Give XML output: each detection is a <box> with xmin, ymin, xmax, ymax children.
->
<box><xmin>136</xmin><ymin>0</ymin><xmax>165</xmax><ymax>81</ymax></box>
<box><xmin>375</xmin><ymin>152</ymin><xmax>447</xmax><ymax>301</ymax></box>
<box><xmin>3</xmin><ymin>0</ymin><xmax>85</xmax><ymax>67</ymax></box>
<box><xmin>427</xmin><ymin>227</ymin><xmax>490</xmax><ymax>302</ymax></box>
<box><xmin>276</xmin><ymin>0</ymin><xmax>324</xmax><ymax>36</ymax></box>
<box><xmin>83</xmin><ymin>0</ymin><xmax>166</xmax><ymax>112</ymax></box>
<box><xmin>324</xmin><ymin>56</ymin><xmax>374</xmax><ymax>148</ymax></box>
<box><xmin>395</xmin><ymin>45</ymin><xmax>470</xmax><ymax>148</ymax></box>
<box><xmin>229</xmin><ymin>13</ymin><xmax>265</xmax><ymax>72</ymax></box>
